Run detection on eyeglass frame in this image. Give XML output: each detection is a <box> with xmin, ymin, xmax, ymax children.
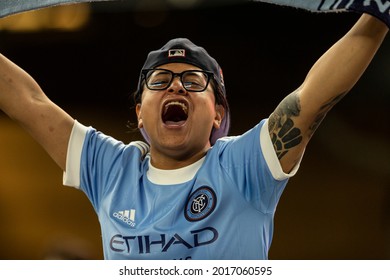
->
<box><xmin>140</xmin><ymin>68</ymin><xmax>214</xmax><ymax>92</ymax></box>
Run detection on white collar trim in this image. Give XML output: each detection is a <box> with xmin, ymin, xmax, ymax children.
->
<box><xmin>147</xmin><ymin>156</ymin><xmax>205</xmax><ymax>185</ymax></box>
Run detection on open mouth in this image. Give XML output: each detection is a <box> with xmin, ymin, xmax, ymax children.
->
<box><xmin>162</xmin><ymin>101</ymin><xmax>188</xmax><ymax>125</ymax></box>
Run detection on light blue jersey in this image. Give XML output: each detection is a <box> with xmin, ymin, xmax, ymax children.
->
<box><xmin>63</xmin><ymin>119</ymin><xmax>301</xmax><ymax>259</ymax></box>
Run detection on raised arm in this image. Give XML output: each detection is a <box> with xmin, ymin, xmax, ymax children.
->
<box><xmin>0</xmin><ymin>53</ymin><xmax>74</xmax><ymax>171</ymax></box>
<box><xmin>268</xmin><ymin>13</ymin><xmax>389</xmax><ymax>173</ymax></box>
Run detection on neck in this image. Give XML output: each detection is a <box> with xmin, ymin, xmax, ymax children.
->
<box><xmin>149</xmin><ymin>145</ymin><xmax>210</xmax><ymax>170</ymax></box>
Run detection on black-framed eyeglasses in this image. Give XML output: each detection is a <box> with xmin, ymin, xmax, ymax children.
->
<box><xmin>141</xmin><ymin>68</ymin><xmax>213</xmax><ymax>92</ymax></box>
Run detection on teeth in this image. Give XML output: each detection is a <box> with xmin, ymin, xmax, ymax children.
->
<box><xmin>164</xmin><ymin>101</ymin><xmax>188</xmax><ymax>115</ymax></box>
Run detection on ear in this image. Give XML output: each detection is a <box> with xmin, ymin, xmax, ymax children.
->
<box><xmin>136</xmin><ymin>103</ymin><xmax>143</xmax><ymax>128</ymax></box>
<box><xmin>213</xmin><ymin>104</ymin><xmax>225</xmax><ymax>129</ymax></box>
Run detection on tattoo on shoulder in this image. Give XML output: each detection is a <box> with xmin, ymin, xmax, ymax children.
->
<box><xmin>268</xmin><ymin>91</ymin><xmax>303</xmax><ymax>159</ymax></box>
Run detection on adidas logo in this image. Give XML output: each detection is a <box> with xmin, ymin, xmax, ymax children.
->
<box><xmin>113</xmin><ymin>209</ymin><xmax>136</xmax><ymax>227</ymax></box>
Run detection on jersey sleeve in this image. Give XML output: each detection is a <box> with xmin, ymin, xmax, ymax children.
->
<box><xmin>260</xmin><ymin>118</ymin><xmax>302</xmax><ymax>180</ymax></box>
<box><xmin>63</xmin><ymin>120</ymin><xmax>89</xmax><ymax>188</ymax></box>
<box><xmin>62</xmin><ymin>120</ymin><xmax>148</xmax><ymax>212</ymax></box>
<box><xmin>218</xmin><ymin>119</ymin><xmax>304</xmax><ymax>214</ymax></box>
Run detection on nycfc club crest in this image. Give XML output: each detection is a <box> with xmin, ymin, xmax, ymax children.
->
<box><xmin>185</xmin><ymin>186</ymin><xmax>217</xmax><ymax>222</ymax></box>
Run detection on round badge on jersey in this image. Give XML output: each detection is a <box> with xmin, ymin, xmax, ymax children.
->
<box><xmin>185</xmin><ymin>186</ymin><xmax>217</xmax><ymax>222</ymax></box>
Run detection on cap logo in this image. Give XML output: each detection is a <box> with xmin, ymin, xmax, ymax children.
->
<box><xmin>168</xmin><ymin>49</ymin><xmax>186</xmax><ymax>58</ymax></box>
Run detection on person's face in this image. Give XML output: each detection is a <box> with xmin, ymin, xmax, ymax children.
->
<box><xmin>136</xmin><ymin>63</ymin><xmax>224</xmax><ymax>162</ymax></box>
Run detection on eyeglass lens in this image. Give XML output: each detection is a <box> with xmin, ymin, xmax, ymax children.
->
<box><xmin>146</xmin><ymin>69</ymin><xmax>209</xmax><ymax>91</ymax></box>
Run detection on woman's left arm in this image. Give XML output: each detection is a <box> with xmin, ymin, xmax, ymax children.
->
<box><xmin>268</xmin><ymin>13</ymin><xmax>388</xmax><ymax>173</ymax></box>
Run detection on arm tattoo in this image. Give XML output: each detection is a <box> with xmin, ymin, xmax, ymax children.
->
<box><xmin>269</xmin><ymin>91</ymin><xmax>348</xmax><ymax>160</ymax></box>
<box><xmin>308</xmin><ymin>92</ymin><xmax>347</xmax><ymax>138</ymax></box>
<box><xmin>268</xmin><ymin>91</ymin><xmax>303</xmax><ymax>159</ymax></box>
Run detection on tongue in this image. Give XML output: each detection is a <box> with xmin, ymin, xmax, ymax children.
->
<box><xmin>165</xmin><ymin>120</ymin><xmax>186</xmax><ymax>126</ymax></box>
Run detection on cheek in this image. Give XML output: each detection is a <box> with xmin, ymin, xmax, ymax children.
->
<box><xmin>202</xmin><ymin>94</ymin><xmax>217</xmax><ymax>114</ymax></box>
<box><xmin>194</xmin><ymin>100</ymin><xmax>218</xmax><ymax>127</ymax></box>
<box><xmin>140</xmin><ymin>94</ymin><xmax>161</xmax><ymax>117</ymax></box>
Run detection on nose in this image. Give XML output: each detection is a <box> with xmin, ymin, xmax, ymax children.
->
<box><xmin>167</xmin><ymin>76</ymin><xmax>187</xmax><ymax>95</ymax></box>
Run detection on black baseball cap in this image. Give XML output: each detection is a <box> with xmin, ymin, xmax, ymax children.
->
<box><xmin>136</xmin><ymin>38</ymin><xmax>230</xmax><ymax>145</ymax></box>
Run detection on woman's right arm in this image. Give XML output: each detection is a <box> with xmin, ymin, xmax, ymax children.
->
<box><xmin>0</xmin><ymin>52</ymin><xmax>74</xmax><ymax>171</ymax></box>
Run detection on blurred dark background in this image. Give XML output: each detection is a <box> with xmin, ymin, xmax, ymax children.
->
<box><xmin>0</xmin><ymin>0</ymin><xmax>389</xmax><ymax>259</ymax></box>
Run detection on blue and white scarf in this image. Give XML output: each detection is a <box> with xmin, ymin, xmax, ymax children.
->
<box><xmin>258</xmin><ymin>0</ymin><xmax>389</xmax><ymax>26</ymax></box>
<box><xmin>0</xmin><ymin>0</ymin><xmax>389</xmax><ymax>27</ymax></box>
